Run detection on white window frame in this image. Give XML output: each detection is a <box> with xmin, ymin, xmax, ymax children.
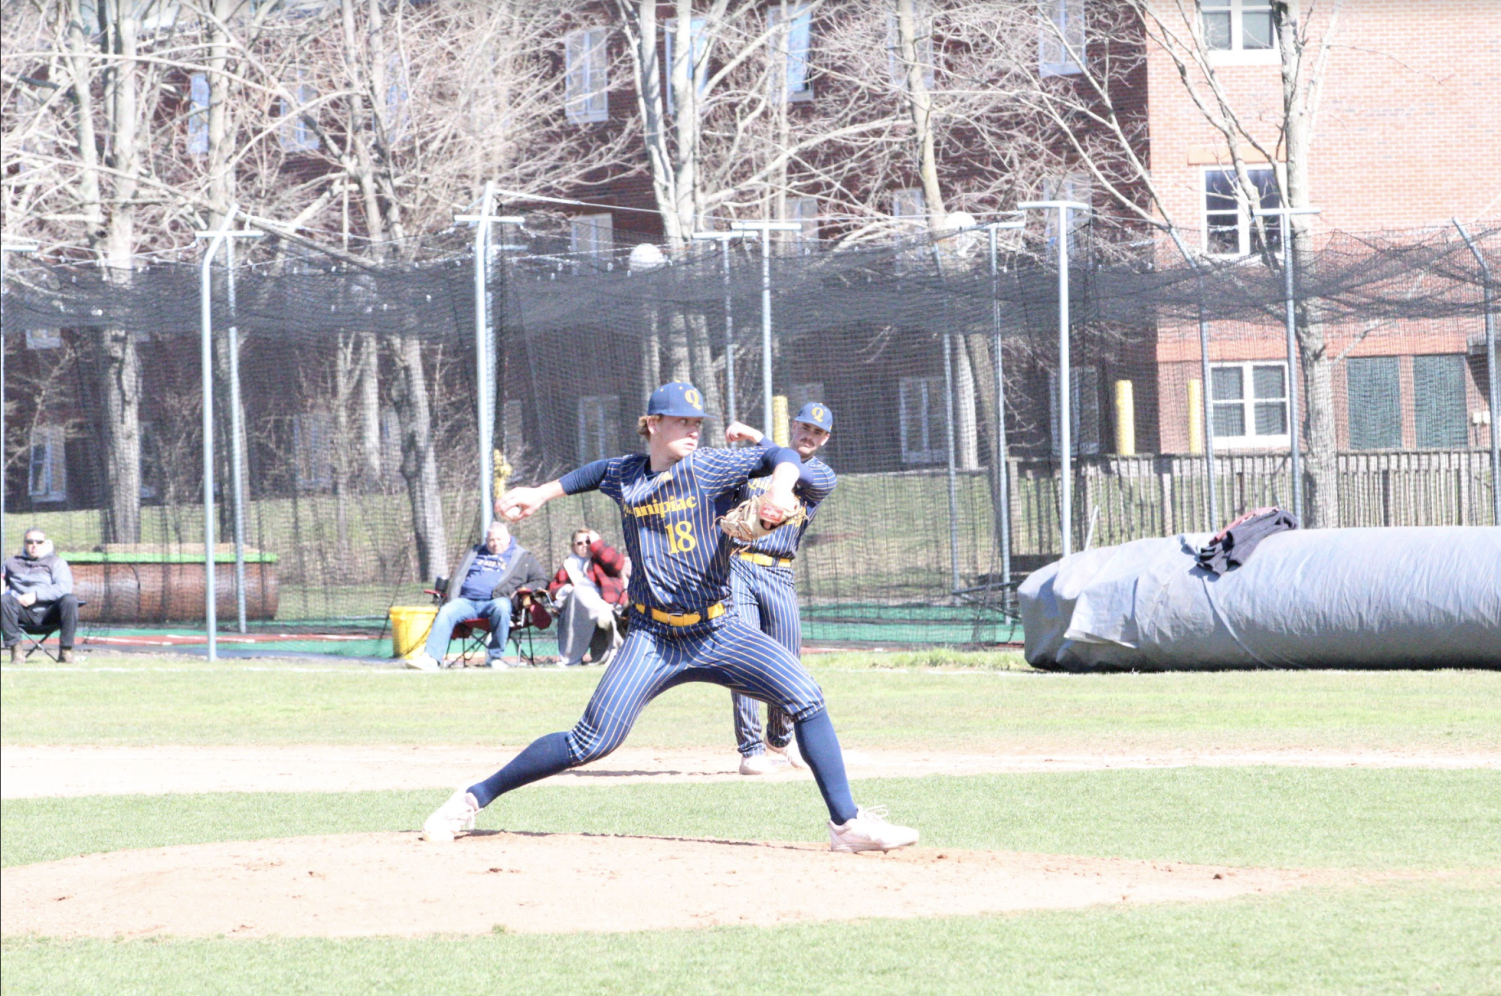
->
<box><xmin>384</xmin><ymin>55</ymin><xmax>411</xmax><ymax>146</ymax></box>
<box><xmin>578</xmin><ymin>395</ymin><xmax>620</xmax><ymax>463</ymax></box>
<box><xmin>569</xmin><ymin>213</ymin><xmax>614</xmax><ymax>268</ymax></box>
<box><xmin>789</xmin><ymin>195</ymin><xmax>820</xmax><ymax>244</ymax></box>
<box><xmin>769</xmin><ymin>2</ymin><xmax>813</xmax><ymax>101</ymax></box>
<box><xmin>565</xmin><ymin>27</ymin><xmax>610</xmax><ymax>124</ymax></box>
<box><xmin>1042</xmin><ymin>172</ymin><xmax>1091</xmax><ymax>253</ymax></box>
<box><xmin>1200</xmin><ymin>0</ymin><xmax>1279</xmax><ymax>65</ymax></box>
<box><xmin>1209</xmin><ymin>361</ymin><xmax>1290</xmax><ymax>450</ymax></box>
<box><xmin>1202</xmin><ymin>165</ymin><xmax>1280</xmax><ymax>258</ymax></box>
<box><xmin>292</xmin><ymin>412</ymin><xmax>334</xmax><ymax>491</ymax></box>
<box><xmin>187</xmin><ymin>72</ymin><xmax>210</xmax><ymax>156</ymax></box>
<box><xmin>279</xmin><ymin>75</ymin><xmax>319</xmax><ymax>153</ymax></box>
<box><xmin>27</xmin><ymin>424</ymin><xmax>67</xmax><ymax>503</ymax></box>
<box><xmin>1049</xmin><ymin>365</ymin><xmax>1101</xmax><ymax>456</ymax></box>
<box><xmin>25</xmin><ymin>329</ymin><xmax>62</xmax><ymax>349</ymax></box>
<box><xmin>664</xmin><ymin>16</ymin><xmax>710</xmax><ymax>114</ymax></box>
<box><xmin>1039</xmin><ymin>0</ymin><xmax>1085</xmax><ymax>77</ymax></box>
<box><xmin>886</xmin><ymin>6</ymin><xmax>935</xmax><ymax>90</ymax></box>
<box><xmin>892</xmin><ymin>187</ymin><xmax>926</xmax><ymax>229</ymax></box>
<box><xmin>899</xmin><ymin>376</ymin><xmax>945</xmax><ymax>464</ymax></box>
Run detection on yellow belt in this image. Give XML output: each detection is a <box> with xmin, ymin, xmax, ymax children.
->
<box><xmin>737</xmin><ymin>552</ymin><xmax>793</xmax><ymax>568</ymax></box>
<box><xmin>634</xmin><ymin>602</ymin><xmax>726</xmax><ymax>627</ymax></box>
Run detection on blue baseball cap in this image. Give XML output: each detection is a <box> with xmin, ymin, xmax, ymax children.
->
<box><xmin>647</xmin><ymin>382</ymin><xmax>710</xmax><ymax>418</ymax></box>
<box><xmin>793</xmin><ymin>402</ymin><xmax>833</xmax><ymax>432</ymax></box>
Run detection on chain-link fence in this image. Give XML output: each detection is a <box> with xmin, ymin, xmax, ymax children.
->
<box><xmin>1</xmin><ymin>222</ymin><xmax>1495</xmax><ymax>650</ymax></box>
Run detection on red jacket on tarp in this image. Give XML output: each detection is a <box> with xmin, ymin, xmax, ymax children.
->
<box><xmin>548</xmin><ymin>538</ymin><xmax>628</xmax><ymax>606</ymax></box>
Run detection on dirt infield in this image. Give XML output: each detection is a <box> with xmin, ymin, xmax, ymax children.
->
<box><xmin>5</xmin><ymin>744</ymin><xmax>1497</xmax><ymax>799</ymax></box>
<box><xmin>0</xmin><ymin>831</ymin><xmax>1330</xmax><ymax>938</ymax></box>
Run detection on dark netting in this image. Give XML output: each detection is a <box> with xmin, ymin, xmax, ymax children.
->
<box><xmin>2</xmin><ymin>222</ymin><xmax>1495</xmax><ymax>652</ymax></box>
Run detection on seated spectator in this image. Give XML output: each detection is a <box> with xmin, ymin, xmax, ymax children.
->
<box><xmin>408</xmin><ymin>521</ymin><xmax>547</xmax><ymax>671</ymax></box>
<box><xmin>548</xmin><ymin>528</ymin><xmax>629</xmax><ymax>667</ymax></box>
<box><xmin>3</xmin><ymin>529</ymin><xmax>79</xmax><ymax>664</ymax></box>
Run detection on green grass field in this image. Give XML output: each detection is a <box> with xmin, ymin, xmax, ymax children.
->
<box><xmin>2</xmin><ymin>652</ymin><xmax>1499</xmax><ymax>995</ymax></box>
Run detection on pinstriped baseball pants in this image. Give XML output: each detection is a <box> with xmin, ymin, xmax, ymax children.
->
<box><xmin>729</xmin><ymin>558</ymin><xmax>799</xmax><ymax>755</ymax></box>
<box><xmin>564</xmin><ymin>616</ymin><xmax>825</xmax><ymax>767</ymax></box>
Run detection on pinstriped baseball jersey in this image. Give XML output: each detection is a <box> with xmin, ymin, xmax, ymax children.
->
<box><xmin>739</xmin><ymin>445</ymin><xmax>837</xmax><ymax>560</ymax></box>
<box><xmin>558</xmin><ymin>446</ymin><xmax>792</xmax><ymax>634</ymax></box>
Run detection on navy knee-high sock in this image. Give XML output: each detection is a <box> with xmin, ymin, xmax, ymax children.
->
<box><xmin>468</xmin><ymin>731</ymin><xmax>573</xmax><ymax>808</ymax></box>
<box><xmin>794</xmin><ymin>709</ymin><xmax>858</xmax><ymax>825</ymax></box>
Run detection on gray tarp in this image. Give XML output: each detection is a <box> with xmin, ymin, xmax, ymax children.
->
<box><xmin>1020</xmin><ymin>526</ymin><xmax>1501</xmax><ymax>669</ymax></box>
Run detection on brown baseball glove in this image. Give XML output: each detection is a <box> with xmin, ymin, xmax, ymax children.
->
<box><xmin>718</xmin><ymin>492</ymin><xmax>807</xmax><ymax>545</ymax></box>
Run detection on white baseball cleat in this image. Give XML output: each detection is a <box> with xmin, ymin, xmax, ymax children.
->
<box><xmin>828</xmin><ymin>806</ymin><xmax>919</xmax><ymax>853</ymax></box>
<box><xmin>422</xmin><ymin>789</ymin><xmax>480</xmax><ymax>842</ymax></box>
<box><xmin>738</xmin><ymin>752</ymin><xmax>774</xmax><ymax>775</ymax></box>
<box><xmin>404</xmin><ymin>653</ymin><xmax>442</xmax><ymax>672</ymax></box>
<box><xmin>767</xmin><ymin>739</ymin><xmax>806</xmax><ymax>769</ymax></box>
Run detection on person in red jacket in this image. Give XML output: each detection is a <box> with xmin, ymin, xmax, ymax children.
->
<box><xmin>548</xmin><ymin>529</ymin><xmax>629</xmax><ymax>666</ymax></box>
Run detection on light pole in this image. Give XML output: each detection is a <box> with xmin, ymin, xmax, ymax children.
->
<box><xmin>456</xmin><ymin>184</ymin><xmax>524</xmax><ymax>527</ymax></box>
<box><xmin>1454</xmin><ymin>219</ymin><xmax>1498</xmax><ymax>526</ymax></box>
<box><xmin>1253</xmin><ymin>204</ymin><xmax>1320</xmax><ymax>522</ymax></box>
<box><xmin>1165</xmin><ymin>227</ymin><xmax>1220</xmax><ymax>530</ymax></box>
<box><xmin>730</xmin><ymin>221</ymin><xmax>803</xmax><ymax>438</ymax></box>
<box><xmin>691</xmin><ymin>231</ymin><xmax>749</xmax><ymax>425</ymax></box>
<box><xmin>1</xmin><ymin>238</ymin><xmax>39</xmax><ymax>555</ymax></box>
<box><xmin>194</xmin><ymin>207</ymin><xmax>261</xmax><ymax>660</ymax></box>
<box><xmin>982</xmin><ymin>218</ymin><xmax>1026</xmax><ymax>585</ymax></box>
<box><xmin>1018</xmin><ymin>200</ymin><xmax>1090</xmax><ymax>557</ymax></box>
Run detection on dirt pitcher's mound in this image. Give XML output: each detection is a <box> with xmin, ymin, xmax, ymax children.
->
<box><xmin>2</xmin><ymin>831</ymin><xmax>1323</xmax><ymax>938</ymax></box>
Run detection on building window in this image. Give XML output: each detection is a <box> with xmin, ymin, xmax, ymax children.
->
<box><xmin>578</xmin><ymin>395</ymin><xmax>620</xmax><ymax>463</ymax></box>
<box><xmin>1414</xmin><ymin>354</ymin><xmax>1468</xmax><ymax>449</ymax></box>
<box><xmin>1042</xmin><ymin>172</ymin><xmax>1091</xmax><ymax>254</ymax></box>
<box><xmin>769</xmin><ymin>2</ymin><xmax>813</xmax><ymax>101</ymax></box>
<box><xmin>565</xmin><ymin>27</ymin><xmax>610</xmax><ymax>124</ymax></box>
<box><xmin>1204</xmin><ymin>165</ymin><xmax>1280</xmax><ymax>257</ymax></box>
<box><xmin>899</xmin><ymin>376</ymin><xmax>945</xmax><ymax>464</ymax></box>
<box><xmin>292</xmin><ymin>412</ymin><xmax>333</xmax><ymax>491</ymax></box>
<box><xmin>25</xmin><ymin>329</ymin><xmax>62</xmax><ymax>349</ymax></box>
<box><xmin>789</xmin><ymin>195</ymin><xmax>820</xmax><ymax>243</ymax></box>
<box><xmin>1201</xmin><ymin>0</ymin><xmax>1275</xmax><ymax>53</ymax></box>
<box><xmin>187</xmin><ymin>72</ymin><xmax>210</xmax><ymax>155</ymax></box>
<box><xmin>664</xmin><ymin>16</ymin><xmax>709</xmax><ymax>113</ymax></box>
<box><xmin>569</xmin><ymin>213</ymin><xmax>614</xmax><ymax>268</ymax></box>
<box><xmin>279</xmin><ymin>77</ymin><xmax>319</xmax><ymax>152</ymax></box>
<box><xmin>27</xmin><ymin>425</ymin><xmax>67</xmax><ymax>503</ymax></box>
<box><xmin>1211</xmin><ymin>362</ymin><xmax>1288</xmax><ymax>449</ymax></box>
<box><xmin>1039</xmin><ymin>0</ymin><xmax>1085</xmax><ymax>77</ymax></box>
<box><xmin>886</xmin><ymin>5</ymin><xmax>935</xmax><ymax>90</ymax></box>
<box><xmin>1346</xmin><ymin>356</ymin><xmax>1401</xmax><ymax>451</ymax></box>
<box><xmin>1049</xmin><ymin>365</ymin><xmax>1101</xmax><ymax>456</ymax></box>
<box><xmin>892</xmin><ymin>187</ymin><xmax>926</xmax><ymax>229</ymax></box>
<box><xmin>384</xmin><ymin>55</ymin><xmax>410</xmax><ymax>145</ymax></box>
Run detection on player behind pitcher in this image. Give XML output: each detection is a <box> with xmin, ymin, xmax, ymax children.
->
<box><xmin>421</xmin><ymin>382</ymin><xmax>918</xmax><ymax>853</ymax></box>
<box><xmin>724</xmin><ymin>403</ymin><xmax>835</xmax><ymax>776</ymax></box>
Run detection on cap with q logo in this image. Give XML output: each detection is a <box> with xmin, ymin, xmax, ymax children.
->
<box><xmin>647</xmin><ymin>382</ymin><xmax>711</xmax><ymax>418</ymax></box>
<box><xmin>793</xmin><ymin>402</ymin><xmax>833</xmax><ymax>432</ymax></box>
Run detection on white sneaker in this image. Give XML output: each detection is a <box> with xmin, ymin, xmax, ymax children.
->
<box><xmin>738</xmin><ymin>753</ymin><xmax>774</xmax><ymax>776</ymax></box>
<box><xmin>767</xmin><ymin>739</ymin><xmax>806</xmax><ymax>770</ymax></box>
<box><xmin>422</xmin><ymin>788</ymin><xmax>480</xmax><ymax>842</ymax></box>
<box><xmin>405</xmin><ymin>653</ymin><xmax>441</xmax><ymax>672</ymax></box>
<box><xmin>828</xmin><ymin>806</ymin><xmax>919</xmax><ymax>853</ymax></box>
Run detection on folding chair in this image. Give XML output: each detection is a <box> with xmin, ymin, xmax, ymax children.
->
<box><xmin>422</xmin><ymin>579</ymin><xmax>554</xmax><ymax>668</ymax></box>
<box><xmin>17</xmin><ymin>598</ymin><xmax>87</xmax><ymax>662</ymax></box>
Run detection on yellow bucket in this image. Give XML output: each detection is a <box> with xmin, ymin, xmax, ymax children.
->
<box><xmin>389</xmin><ymin>605</ymin><xmax>439</xmax><ymax>659</ymax></box>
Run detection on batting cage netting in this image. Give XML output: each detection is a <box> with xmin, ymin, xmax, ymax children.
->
<box><xmin>1</xmin><ymin>220</ymin><xmax>1496</xmax><ymax>654</ymax></box>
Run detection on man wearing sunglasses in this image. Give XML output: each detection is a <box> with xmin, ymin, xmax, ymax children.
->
<box><xmin>2</xmin><ymin>529</ymin><xmax>78</xmax><ymax>663</ymax></box>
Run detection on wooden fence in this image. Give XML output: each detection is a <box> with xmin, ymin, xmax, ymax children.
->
<box><xmin>1010</xmin><ymin>449</ymin><xmax>1497</xmax><ymax>557</ymax></box>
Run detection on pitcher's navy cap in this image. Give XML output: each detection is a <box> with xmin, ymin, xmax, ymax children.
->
<box><xmin>793</xmin><ymin>402</ymin><xmax>833</xmax><ymax>431</ymax></box>
<box><xmin>647</xmin><ymin>382</ymin><xmax>709</xmax><ymax>418</ymax></box>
